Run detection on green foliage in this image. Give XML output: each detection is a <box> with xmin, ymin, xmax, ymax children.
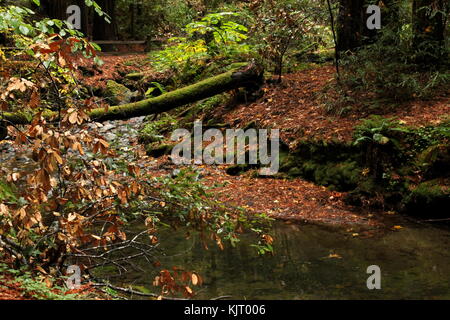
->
<box><xmin>409</xmin><ymin>120</ymin><xmax>450</xmax><ymax>177</ymax></box>
<box><xmin>139</xmin><ymin>113</ymin><xmax>179</xmax><ymax>143</ymax></box>
<box><xmin>0</xmin><ymin>180</ymin><xmax>17</xmax><ymax>202</ymax></box>
<box><xmin>410</xmin><ymin>120</ymin><xmax>450</xmax><ymax>151</ymax></box>
<box><xmin>0</xmin><ymin>2</ymin><xmax>106</xmax><ymax>44</ymax></box>
<box><xmin>402</xmin><ymin>179</ymin><xmax>450</xmax><ymax>216</ymax></box>
<box><xmin>192</xmin><ymin>93</ymin><xmax>229</xmax><ymax>119</ymax></box>
<box><xmin>0</xmin><ymin>4</ymin><xmax>103</xmax><ymax>110</ymax></box>
<box><xmin>151</xmin><ymin>37</ymin><xmax>208</xmax><ymax>71</ymax></box>
<box><xmin>150</xmin><ymin>12</ymin><xmax>252</xmax><ymax>73</ymax></box>
<box><xmin>340</xmin><ymin>8</ymin><xmax>449</xmax><ymax>103</ymax></box>
<box><xmin>145</xmin><ymin>82</ymin><xmax>166</xmax><ymax>97</ymax></box>
<box><xmin>353</xmin><ymin>116</ymin><xmax>409</xmax><ymax>149</ymax></box>
<box><xmin>0</xmin><ymin>263</ymin><xmax>80</xmax><ymax>300</ymax></box>
<box><xmin>16</xmin><ymin>274</ymin><xmax>79</xmax><ymax>300</ymax></box>
<box><xmin>249</xmin><ymin>0</ymin><xmax>330</xmax><ymax>80</ymax></box>
<box><xmin>185</xmin><ymin>12</ymin><xmax>249</xmax><ymax>54</ymax></box>
<box><xmin>144</xmin><ymin>168</ymin><xmax>273</xmax><ymax>253</ymax></box>
<box><xmin>115</xmin><ymin>0</ymin><xmax>196</xmax><ymax>40</ymax></box>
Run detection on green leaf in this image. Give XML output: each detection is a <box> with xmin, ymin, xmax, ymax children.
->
<box><xmin>373</xmin><ymin>133</ymin><xmax>390</xmax><ymax>145</ymax></box>
<box><xmin>18</xmin><ymin>25</ymin><xmax>30</xmax><ymax>35</ymax></box>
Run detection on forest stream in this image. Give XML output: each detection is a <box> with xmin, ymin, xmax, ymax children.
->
<box><xmin>95</xmin><ymin>218</ymin><xmax>450</xmax><ymax>300</ymax></box>
<box><xmin>3</xmin><ymin>115</ymin><xmax>450</xmax><ymax>300</ymax></box>
<box><xmin>1</xmin><ymin>0</ymin><xmax>449</xmax><ymax>304</ymax></box>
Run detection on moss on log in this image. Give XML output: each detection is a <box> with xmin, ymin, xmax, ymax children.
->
<box><xmin>2</xmin><ymin>63</ymin><xmax>263</xmax><ymax>125</ymax></box>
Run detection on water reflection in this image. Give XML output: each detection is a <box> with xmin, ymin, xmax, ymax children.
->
<box><xmin>97</xmin><ymin>220</ymin><xmax>450</xmax><ymax>300</ymax></box>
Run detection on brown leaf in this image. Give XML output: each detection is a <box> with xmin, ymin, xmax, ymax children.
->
<box><xmin>191</xmin><ymin>273</ymin><xmax>199</xmax><ymax>286</ymax></box>
<box><xmin>68</xmin><ymin>112</ymin><xmax>78</xmax><ymax>124</ymax></box>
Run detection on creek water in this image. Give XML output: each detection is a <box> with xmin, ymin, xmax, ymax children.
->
<box><xmin>3</xmin><ymin>132</ymin><xmax>449</xmax><ymax>300</ymax></box>
<box><xmin>96</xmin><ymin>218</ymin><xmax>450</xmax><ymax>300</ymax></box>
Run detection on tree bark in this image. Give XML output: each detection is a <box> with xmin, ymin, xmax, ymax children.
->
<box><xmin>93</xmin><ymin>0</ymin><xmax>118</xmax><ymax>40</ymax></box>
<box><xmin>336</xmin><ymin>0</ymin><xmax>390</xmax><ymax>52</ymax></box>
<box><xmin>2</xmin><ymin>64</ymin><xmax>263</xmax><ymax>125</ymax></box>
<box><xmin>336</xmin><ymin>0</ymin><xmax>367</xmax><ymax>52</ymax></box>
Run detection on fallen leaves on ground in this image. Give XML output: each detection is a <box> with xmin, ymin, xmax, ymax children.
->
<box><xmin>216</xmin><ymin>65</ymin><xmax>449</xmax><ymax>146</ymax></box>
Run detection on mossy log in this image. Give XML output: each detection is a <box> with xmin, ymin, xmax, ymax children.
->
<box><xmin>2</xmin><ymin>63</ymin><xmax>263</xmax><ymax>125</ymax></box>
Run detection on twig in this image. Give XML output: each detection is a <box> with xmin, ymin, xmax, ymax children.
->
<box><xmin>422</xmin><ymin>218</ymin><xmax>450</xmax><ymax>222</ymax></box>
<box><xmin>91</xmin><ymin>282</ymin><xmax>188</xmax><ymax>300</ymax></box>
<box><xmin>211</xmin><ymin>295</ymin><xmax>232</xmax><ymax>300</ymax></box>
<box><xmin>0</xmin><ymin>235</ymin><xmax>28</xmax><ymax>266</ymax></box>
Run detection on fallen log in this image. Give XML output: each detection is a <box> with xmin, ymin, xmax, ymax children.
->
<box><xmin>2</xmin><ymin>63</ymin><xmax>263</xmax><ymax>125</ymax></box>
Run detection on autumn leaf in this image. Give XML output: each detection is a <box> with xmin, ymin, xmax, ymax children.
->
<box><xmin>191</xmin><ymin>273</ymin><xmax>199</xmax><ymax>286</ymax></box>
<box><xmin>29</xmin><ymin>90</ymin><xmax>40</xmax><ymax>108</ymax></box>
<box><xmin>68</xmin><ymin>112</ymin><xmax>78</xmax><ymax>124</ymax></box>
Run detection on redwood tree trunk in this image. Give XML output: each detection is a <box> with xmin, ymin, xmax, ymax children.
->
<box><xmin>336</xmin><ymin>0</ymin><xmax>367</xmax><ymax>52</ymax></box>
<box><xmin>336</xmin><ymin>0</ymin><xmax>394</xmax><ymax>52</ymax></box>
<box><xmin>93</xmin><ymin>0</ymin><xmax>118</xmax><ymax>40</ymax></box>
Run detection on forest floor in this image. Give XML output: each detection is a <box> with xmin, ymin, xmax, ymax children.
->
<box><xmin>0</xmin><ymin>272</ymin><xmax>102</xmax><ymax>300</ymax></box>
<box><xmin>2</xmin><ymin>54</ymin><xmax>448</xmax><ymax>300</ymax></box>
<box><xmin>82</xmin><ymin>54</ymin><xmax>449</xmax><ymax>144</ymax></box>
<box><xmin>0</xmin><ymin>274</ymin><xmax>27</xmax><ymax>300</ymax></box>
<box><xmin>216</xmin><ymin>65</ymin><xmax>449</xmax><ymax>145</ymax></box>
<box><xmin>74</xmin><ymin>54</ymin><xmax>449</xmax><ymax>231</ymax></box>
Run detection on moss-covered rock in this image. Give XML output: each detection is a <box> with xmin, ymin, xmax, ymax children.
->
<box><xmin>278</xmin><ymin>140</ymin><xmax>360</xmax><ymax>191</ymax></box>
<box><xmin>283</xmin><ymin>160</ymin><xmax>360</xmax><ymax>191</ymax></box>
<box><xmin>146</xmin><ymin>143</ymin><xmax>175</xmax><ymax>158</ymax></box>
<box><xmin>402</xmin><ymin>180</ymin><xmax>450</xmax><ymax>217</ymax></box>
<box><xmin>417</xmin><ymin>144</ymin><xmax>450</xmax><ymax>179</ymax></box>
<box><xmin>105</xmin><ymin>80</ymin><xmax>136</xmax><ymax>106</ymax></box>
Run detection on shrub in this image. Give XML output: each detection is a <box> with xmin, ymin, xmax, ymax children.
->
<box><xmin>340</xmin><ymin>10</ymin><xmax>449</xmax><ymax>103</ymax></box>
<box><xmin>149</xmin><ymin>12</ymin><xmax>252</xmax><ymax>75</ymax></box>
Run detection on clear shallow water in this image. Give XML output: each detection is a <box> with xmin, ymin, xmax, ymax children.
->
<box><xmin>96</xmin><ymin>219</ymin><xmax>450</xmax><ymax>300</ymax></box>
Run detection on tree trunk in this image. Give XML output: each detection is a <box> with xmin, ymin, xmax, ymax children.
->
<box><xmin>129</xmin><ymin>3</ymin><xmax>135</xmax><ymax>40</ymax></box>
<box><xmin>336</xmin><ymin>0</ymin><xmax>366</xmax><ymax>52</ymax></box>
<box><xmin>93</xmin><ymin>0</ymin><xmax>117</xmax><ymax>40</ymax></box>
<box><xmin>336</xmin><ymin>0</ymin><xmax>388</xmax><ymax>52</ymax></box>
<box><xmin>2</xmin><ymin>64</ymin><xmax>263</xmax><ymax>125</ymax></box>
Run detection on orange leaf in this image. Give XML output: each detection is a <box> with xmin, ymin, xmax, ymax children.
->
<box><xmin>191</xmin><ymin>273</ymin><xmax>199</xmax><ymax>286</ymax></box>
